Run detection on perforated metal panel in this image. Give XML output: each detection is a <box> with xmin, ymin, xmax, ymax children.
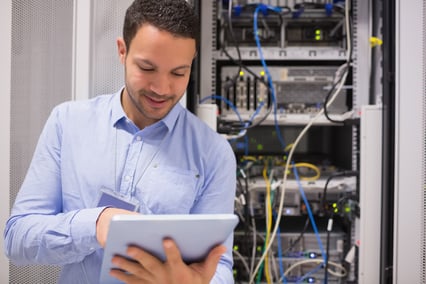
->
<box><xmin>90</xmin><ymin>0</ymin><xmax>133</xmax><ymax>97</ymax></box>
<box><xmin>10</xmin><ymin>0</ymin><xmax>74</xmax><ymax>283</ymax></box>
<box><xmin>9</xmin><ymin>1</ymin><xmax>140</xmax><ymax>282</ymax></box>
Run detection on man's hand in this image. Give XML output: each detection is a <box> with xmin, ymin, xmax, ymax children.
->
<box><xmin>109</xmin><ymin>238</ymin><xmax>226</xmax><ymax>284</ymax></box>
<box><xmin>96</xmin><ymin>207</ymin><xmax>139</xmax><ymax>247</ymax></box>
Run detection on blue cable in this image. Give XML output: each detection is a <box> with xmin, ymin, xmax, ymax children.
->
<box><xmin>296</xmin><ymin>264</ymin><xmax>322</xmax><ymax>284</ymax></box>
<box><xmin>200</xmin><ymin>95</ymin><xmax>266</xmax><ymax>155</ymax></box>
<box><xmin>200</xmin><ymin>95</ymin><xmax>244</xmax><ymax>126</ymax></box>
<box><xmin>249</xmin><ymin>100</ymin><xmax>266</xmax><ymax>122</ymax></box>
<box><xmin>244</xmin><ymin>134</ymin><xmax>249</xmax><ymax>156</ymax></box>
<box><xmin>201</xmin><ymin>93</ymin><xmax>266</xmax><ymax>131</ymax></box>
<box><xmin>292</xmin><ymin>164</ymin><xmax>327</xmax><ymax>264</ymax></box>
<box><xmin>253</xmin><ymin>5</ymin><xmax>286</xmax><ymax>150</ymax></box>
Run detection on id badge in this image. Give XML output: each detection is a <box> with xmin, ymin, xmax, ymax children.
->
<box><xmin>97</xmin><ymin>188</ymin><xmax>140</xmax><ymax>212</ymax></box>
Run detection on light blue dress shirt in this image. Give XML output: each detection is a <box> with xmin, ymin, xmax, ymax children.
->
<box><xmin>4</xmin><ymin>89</ymin><xmax>237</xmax><ymax>284</ymax></box>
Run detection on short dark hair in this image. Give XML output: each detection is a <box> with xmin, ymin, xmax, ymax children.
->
<box><xmin>123</xmin><ymin>0</ymin><xmax>199</xmax><ymax>52</ymax></box>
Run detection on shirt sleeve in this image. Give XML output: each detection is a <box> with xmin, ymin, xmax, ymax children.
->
<box><xmin>211</xmin><ymin>260</ymin><xmax>236</xmax><ymax>284</ymax></box>
<box><xmin>191</xmin><ymin>136</ymin><xmax>237</xmax><ymax>283</ymax></box>
<box><xmin>3</xmin><ymin>106</ymin><xmax>104</xmax><ymax>265</ymax></box>
<box><xmin>4</xmin><ymin>208</ymin><xmax>105</xmax><ymax>265</ymax></box>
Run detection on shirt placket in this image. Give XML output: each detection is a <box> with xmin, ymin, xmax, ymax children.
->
<box><xmin>119</xmin><ymin>135</ymin><xmax>143</xmax><ymax>196</ymax></box>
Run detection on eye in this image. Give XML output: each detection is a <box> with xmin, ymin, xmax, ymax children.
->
<box><xmin>139</xmin><ymin>66</ymin><xmax>154</xmax><ymax>72</ymax></box>
<box><xmin>172</xmin><ymin>72</ymin><xmax>185</xmax><ymax>77</ymax></box>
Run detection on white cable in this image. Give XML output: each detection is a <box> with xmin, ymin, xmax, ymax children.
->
<box><xmin>222</xmin><ymin>129</ymin><xmax>247</xmax><ymax>140</ymax></box>
<box><xmin>282</xmin><ymin>258</ymin><xmax>348</xmax><ymax>279</ymax></box>
<box><xmin>250</xmin><ymin>213</ymin><xmax>257</xmax><ymax>275</ymax></box>
<box><xmin>233</xmin><ymin>249</ymin><xmax>251</xmax><ymax>276</ymax></box>
<box><xmin>247</xmin><ymin>1</ymin><xmax>353</xmax><ymax>282</ymax></box>
<box><xmin>249</xmin><ymin>65</ymin><xmax>350</xmax><ymax>283</ymax></box>
<box><xmin>345</xmin><ymin>0</ymin><xmax>351</xmax><ymax>62</ymax></box>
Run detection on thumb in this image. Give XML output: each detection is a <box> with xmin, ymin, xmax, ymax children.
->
<box><xmin>189</xmin><ymin>245</ymin><xmax>227</xmax><ymax>283</ymax></box>
<box><xmin>204</xmin><ymin>245</ymin><xmax>227</xmax><ymax>271</ymax></box>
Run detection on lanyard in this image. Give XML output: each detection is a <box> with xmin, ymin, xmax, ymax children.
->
<box><xmin>114</xmin><ymin>125</ymin><xmax>170</xmax><ymax>196</ymax></box>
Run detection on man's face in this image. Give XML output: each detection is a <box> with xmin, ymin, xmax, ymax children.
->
<box><xmin>118</xmin><ymin>24</ymin><xmax>196</xmax><ymax>129</ymax></box>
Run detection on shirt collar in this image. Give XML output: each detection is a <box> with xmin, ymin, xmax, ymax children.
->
<box><xmin>111</xmin><ymin>87</ymin><xmax>184</xmax><ymax>132</ymax></box>
<box><xmin>161</xmin><ymin>101</ymin><xmax>183</xmax><ymax>131</ymax></box>
<box><xmin>110</xmin><ymin>88</ymin><xmax>126</xmax><ymax>127</ymax></box>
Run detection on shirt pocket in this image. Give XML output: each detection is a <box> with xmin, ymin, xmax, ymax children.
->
<box><xmin>135</xmin><ymin>166</ymin><xmax>200</xmax><ymax>214</ymax></box>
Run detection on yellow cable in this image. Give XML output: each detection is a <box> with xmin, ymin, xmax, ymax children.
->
<box><xmin>289</xmin><ymin>162</ymin><xmax>321</xmax><ymax>181</ymax></box>
<box><xmin>241</xmin><ymin>155</ymin><xmax>258</xmax><ymax>162</ymax></box>
<box><xmin>262</xmin><ymin>163</ymin><xmax>272</xmax><ymax>284</ymax></box>
<box><xmin>284</xmin><ymin>143</ymin><xmax>294</xmax><ymax>153</ymax></box>
<box><xmin>370</xmin><ymin>36</ymin><xmax>383</xmax><ymax>47</ymax></box>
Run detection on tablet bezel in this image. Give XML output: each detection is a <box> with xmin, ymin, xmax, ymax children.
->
<box><xmin>99</xmin><ymin>213</ymin><xmax>239</xmax><ymax>284</ymax></box>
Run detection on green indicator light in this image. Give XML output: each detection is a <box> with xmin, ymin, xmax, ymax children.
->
<box><xmin>233</xmin><ymin>245</ymin><xmax>239</xmax><ymax>251</ymax></box>
<box><xmin>345</xmin><ymin>206</ymin><xmax>351</xmax><ymax>213</ymax></box>
<box><xmin>257</xmin><ymin>144</ymin><xmax>263</xmax><ymax>151</ymax></box>
<box><xmin>315</xmin><ymin>30</ymin><xmax>322</xmax><ymax>40</ymax></box>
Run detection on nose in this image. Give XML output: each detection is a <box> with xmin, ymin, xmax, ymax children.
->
<box><xmin>149</xmin><ymin>73</ymin><xmax>172</xmax><ymax>96</ymax></box>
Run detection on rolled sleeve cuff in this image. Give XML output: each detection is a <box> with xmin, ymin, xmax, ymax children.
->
<box><xmin>210</xmin><ymin>263</ymin><xmax>235</xmax><ymax>284</ymax></box>
<box><xmin>70</xmin><ymin>207</ymin><xmax>108</xmax><ymax>253</ymax></box>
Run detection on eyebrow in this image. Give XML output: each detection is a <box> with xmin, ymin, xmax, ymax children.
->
<box><xmin>136</xmin><ymin>58</ymin><xmax>192</xmax><ymax>72</ymax></box>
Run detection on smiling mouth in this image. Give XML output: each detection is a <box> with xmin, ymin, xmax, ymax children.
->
<box><xmin>147</xmin><ymin>96</ymin><xmax>166</xmax><ymax>103</ymax></box>
<box><xmin>145</xmin><ymin>95</ymin><xmax>167</xmax><ymax>107</ymax></box>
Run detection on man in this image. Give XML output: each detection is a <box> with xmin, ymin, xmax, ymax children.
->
<box><xmin>4</xmin><ymin>0</ymin><xmax>237</xmax><ymax>283</ymax></box>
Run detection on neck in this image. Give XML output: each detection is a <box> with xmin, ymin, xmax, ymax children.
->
<box><xmin>121</xmin><ymin>88</ymin><xmax>147</xmax><ymax>130</ymax></box>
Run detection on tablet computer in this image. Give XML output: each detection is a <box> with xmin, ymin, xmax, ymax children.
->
<box><xmin>99</xmin><ymin>213</ymin><xmax>239</xmax><ymax>284</ymax></box>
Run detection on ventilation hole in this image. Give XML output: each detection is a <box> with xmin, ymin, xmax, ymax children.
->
<box><xmin>91</xmin><ymin>0</ymin><xmax>133</xmax><ymax>97</ymax></box>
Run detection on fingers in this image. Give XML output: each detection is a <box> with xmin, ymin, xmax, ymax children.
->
<box><xmin>206</xmin><ymin>244</ymin><xmax>227</xmax><ymax>264</ymax></box>
<box><xmin>199</xmin><ymin>244</ymin><xmax>227</xmax><ymax>277</ymax></box>
<box><xmin>126</xmin><ymin>245</ymin><xmax>163</xmax><ymax>273</ymax></box>
<box><xmin>110</xmin><ymin>255</ymin><xmax>148</xmax><ymax>283</ymax></box>
<box><xmin>162</xmin><ymin>239</ymin><xmax>225</xmax><ymax>266</ymax></box>
<box><xmin>109</xmin><ymin>241</ymin><xmax>226</xmax><ymax>284</ymax></box>
<box><xmin>110</xmin><ymin>247</ymin><xmax>160</xmax><ymax>283</ymax></box>
<box><xmin>162</xmin><ymin>238</ymin><xmax>183</xmax><ymax>264</ymax></box>
<box><xmin>109</xmin><ymin>265</ymin><xmax>146</xmax><ymax>283</ymax></box>
<box><xmin>111</xmin><ymin>254</ymin><xmax>145</xmax><ymax>276</ymax></box>
<box><xmin>186</xmin><ymin>244</ymin><xmax>226</xmax><ymax>283</ymax></box>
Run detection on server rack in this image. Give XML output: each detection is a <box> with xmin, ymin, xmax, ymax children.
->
<box><xmin>198</xmin><ymin>1</ymin><xmax>378</xmax><ymax>283</ymax></box>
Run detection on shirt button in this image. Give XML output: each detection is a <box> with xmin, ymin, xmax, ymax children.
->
<box><xmin>136</xmin><ymin>136</ymin><xmax>141</xmax><ymax>141</ymax></box>
<box><xmin>125</xmin><ymin>175</ymin><xmax>131</xmax><ymax>181</ymax></box>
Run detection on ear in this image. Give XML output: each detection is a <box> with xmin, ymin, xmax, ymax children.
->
<box><xmin>117</xmin><ymin>37</ymin><xmax>127</xmax><ymax>65</ymax></box>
